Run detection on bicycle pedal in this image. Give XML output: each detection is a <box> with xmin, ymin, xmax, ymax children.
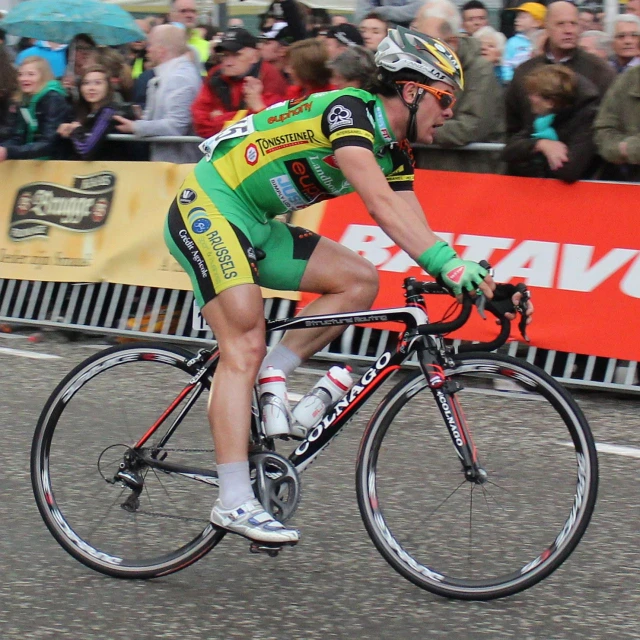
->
<box><xmin>249</xmin><ymin>541</ymin><xmax>295</xmax><ymax>557</ymax></box>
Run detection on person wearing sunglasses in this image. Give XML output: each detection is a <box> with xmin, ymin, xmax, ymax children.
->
<box><xmin>165</xmin><ymin>26</ymin><xmax>533</xmax><ymax>546</ymax></box>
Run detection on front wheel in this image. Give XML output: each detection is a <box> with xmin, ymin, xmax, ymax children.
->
<box><xmin>356</xmin><ymin>352</ymin><xmax>598</xmax><ymax>600</ymax></box>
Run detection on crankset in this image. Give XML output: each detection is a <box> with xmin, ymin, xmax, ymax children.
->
<box><xmin>249</xmin><ymin>451</ymin><xmax>301</xmax><ymax>523</ymax></box>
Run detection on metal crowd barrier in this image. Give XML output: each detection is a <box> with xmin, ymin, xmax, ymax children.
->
<box><xmin>1</xmin><ymin>278</ymin><xmax>637</xmax><ymax>394</ymax></box>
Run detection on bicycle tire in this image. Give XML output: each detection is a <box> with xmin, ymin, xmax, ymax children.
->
<box><xmin>31</xmin><ymin>342</ymin><xmax>226</xmax><ymax>579</ymax></box>
<box><xmin>356</xmin><ymin>351</ymin><xmax>598</xmax><ymax>600</ymax></box>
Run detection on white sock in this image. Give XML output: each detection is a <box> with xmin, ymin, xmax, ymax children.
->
<box><xmin>260</xmin><ymin>344</ymin><xmax>302</xmax><ymax>378</ymax></box>
<box><xmin>217</xmin><ymin>461</ymin><xmax>254</xmax><ymax>510</ymax></box>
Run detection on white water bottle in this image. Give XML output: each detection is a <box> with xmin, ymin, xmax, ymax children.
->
<box><xmin>292</xmin><ymin>365</ymin><xmax>354</xmax><ymax>431</ymax></box>
<box><xmin>258</xmin><ymin>367</ymin><xmax>290</xmax><ymax>437</ymax></box>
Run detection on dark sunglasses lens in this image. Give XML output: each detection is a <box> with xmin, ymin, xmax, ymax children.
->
<box><xmin>439</xmin><ymin>94</ymin><xmax>454</xmax><ymax>109</ymax></box>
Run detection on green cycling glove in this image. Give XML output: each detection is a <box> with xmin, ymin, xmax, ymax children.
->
<box><xmin>417</xmin><ymin>242</ymin><xmax>488</xmax><ymax>295</ymax></box>
<box><xmin>440</xmin><ymin>258</ymin><xmax>488</xmax><ymax>295</ymax></box>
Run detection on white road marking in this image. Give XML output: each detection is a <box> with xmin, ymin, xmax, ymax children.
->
<box><xmin>560</xmin><ymin>442</ymin><xmax>640</xmax><ymax>459</ymax></box>
<box><xmin>0</xmin><ymin>346</ymin><xmax>61</xmax><ymax>360</ymax></box>
<box><xmin>595</xmin><ymin>443</ymin><xmax>640</xmax><ymax>459</ymax></box>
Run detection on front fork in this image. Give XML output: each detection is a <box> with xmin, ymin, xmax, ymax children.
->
<box><xmin>417</xmin><ymin>341</ymin><xmax>487</xmax><ymax>484</ymax></box>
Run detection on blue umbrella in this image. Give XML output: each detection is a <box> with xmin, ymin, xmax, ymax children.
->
<box><xmin>1</xmin><ymin>0</ymin><xmax>146</xmax><ymax>45</ymax></box>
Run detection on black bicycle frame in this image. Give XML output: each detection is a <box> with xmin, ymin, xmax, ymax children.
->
<box><xmin>133</xmin><ymin>302</ymin><xmax>479</xmax><ymax>479</ymax></box>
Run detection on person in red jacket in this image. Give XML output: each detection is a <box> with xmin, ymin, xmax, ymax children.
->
<box><xmin>191</xmin><ymin>28</ymin><xmax>289</xmax><ymax>138</ymax></box>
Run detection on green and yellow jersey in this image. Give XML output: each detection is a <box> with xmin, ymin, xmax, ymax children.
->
<box><xmin>195</xmin><ymin>87</ymin><xmax>414</xmax><ymax>223</ymax></box>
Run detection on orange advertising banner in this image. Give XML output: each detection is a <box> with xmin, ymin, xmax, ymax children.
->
<box><xmin>299</xmin><ymin>170</ymin><xmax>640</xmax><ymax>362</ymax></box>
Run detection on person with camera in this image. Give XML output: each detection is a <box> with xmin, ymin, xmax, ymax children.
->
<box><xmin>191</xmin><ymin>27</ymin><xmax>288</xmax><ymax>138</ymax></box>
<box><xmin>57</xmin><ymin>65</ymin><xmax>129</xmax><ymax>160</ymax></box>
<box><xmin>113</xmin><ymin>24</ymin><xmax>202</xmax><ymax>163</ymax></box>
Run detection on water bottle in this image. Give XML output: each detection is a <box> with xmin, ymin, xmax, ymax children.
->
<box><xmin>292</xmin><ymin>365</ymin><xmax>354</xmax><ymax>432</ymax></box>
<box><xmin>258</xmin><ymin>367</ymin><xmax>290</xmax><ymax>437</ymax></box>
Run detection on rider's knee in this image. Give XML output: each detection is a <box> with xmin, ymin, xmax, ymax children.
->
<box><xmin>220</xmin><ymin>330</ymin><xmax>266</xmax><ymax>374</ymax></box>
<box><xmin>347</xmin><ymin>259</ymin><xmax>379</xmax><ymax>303</ymax></box>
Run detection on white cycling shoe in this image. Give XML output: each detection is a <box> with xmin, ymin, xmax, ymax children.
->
<box><xmin>210</xmin><ymin>498</ymin><xmax>300</xmax><ymax>545</ymax></box>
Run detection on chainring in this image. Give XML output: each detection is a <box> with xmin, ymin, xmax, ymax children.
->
<box><xmin>249</xmin><ymin>451</ymin><xmax>301</xmax><ymax>523</ymax></box>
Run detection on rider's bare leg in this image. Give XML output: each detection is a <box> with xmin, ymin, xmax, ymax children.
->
<box><xmin>277</xmin><ymin>237</ymin><xmax>379</xmax><ymax>361</ymax></box>
<box><xmin>200</xmin><ymin>283</ymin><xmax>266</xmax><ymax>465</ymax></box>
<box><xmin>203</xmin><ymin>283</ymin><xmax>301</xmax><ymax>542</ymax></box>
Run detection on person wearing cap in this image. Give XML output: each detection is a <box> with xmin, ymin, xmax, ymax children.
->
<box><xmin>191</xmin><ymin>27</ymin><xmax>288</xmax><ymax>138</ymax></box>
<box><xmin>501</xmin><ymin>2</ymin><xmax>546</xmax><ymax>84</ymax></box>
<box><xmin>323</xmin><ymin>23</ymin><xmax>365</xmax><ymax>61</ymax></box>
<box><xmin>257</xmin><ymin>22</ymin><xmax>291</xmax><ymax>82</ymax></box>
<box><xmin>505</xmin><ymin>1</ymin><xmax>615</xmax><ymax>142</ymax></box>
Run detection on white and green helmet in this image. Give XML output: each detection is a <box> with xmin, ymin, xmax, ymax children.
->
<box><xmin>375</xmin><ymin>26</ymin><xmax>464</xmax><ymax>90</ymax></box>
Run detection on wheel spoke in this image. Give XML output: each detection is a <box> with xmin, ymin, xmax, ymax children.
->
<box><xmin>357</xmin><ymin>355</ymin><xmax>598</xmax><ymax>600</ymax></box>
<box><xmin>32</xmin><ymin>345</ymin><xmax>227</xmax><ymax>577</ymax></box>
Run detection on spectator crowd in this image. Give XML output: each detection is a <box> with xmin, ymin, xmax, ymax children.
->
<box><xmin>0</xmin><ymin>0</ymin><xmax>639</xmax><ymax>183</ymax></box>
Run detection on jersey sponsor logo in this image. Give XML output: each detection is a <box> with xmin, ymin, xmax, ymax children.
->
<box><xmin>179</xmin><ymin>189</ymin><xmax>197</xmax><ymax>205</ymax></box>
<box><xmin>374</xmin><ymin>104</ymin><xmax>393</xmax><ymax>143</ymax></box>
<box><xmin>245</xmin><ymin>143</ymin><xmax>259</xmax><ymax>166</ymax></box>
<box><xmin>267</xmin><ymin>102</ymin><xmax>312</xmax><ymax>125</ymax></box>
<box><xmin>284</xmin><ymin>159</ymin><xmax>332</xmax><ymax>204</ymax></box>
<box><xmin>178</xmin><ymin>229</ymin><xmax>208</xmax><ymax>279</ymax></box>
<box><xmin>327</xmin><ymin>104</ymin><xmax>353</xmax><ymax>131</ymax></box>
<box><xmin>445</xmin><ymin>266</ymin><xmax>465</xmax><ymax>284</ymax></box>
<box><xmin>187</xmin><ymin>206</ymin><xmax>206</xmax><ymax>221</ymax></box>
<box><xmin>308</xmin><ymin>156</ymin><xmax>350</xmax><ymax>195</ymax></box>
<box><xmin>329</xmin><ymin>128</ymin><xmax>374</xmax><ymax>143</ymax></box>
<box><xmin>288</xmin><ymin>96</ymin><xmax>308</xmax><ymax>108</ymax></box>
<box><xmin>255</xmin><ymin>129</ymin><xmax>318</xmax><ymax>156</ymax></box>
<box><xmin>322</xmin><ymin>154</ymin><xmax>339</xmax><ymax>169</ymax></box>
<box><xmin>270</xmin><ymin>175</ymin><xmax>307</xmax><ymax>211</ymax></box>
<box><xmin>191</xmin><ymin>218</ymin><xmax>211</xmax><ymax>234</ymax></box>
<box><xmin>205</xmin><ymin>229</ymin><xmax>238</xmax><ymax>279</ymax></box>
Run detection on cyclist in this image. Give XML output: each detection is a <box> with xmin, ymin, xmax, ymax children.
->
<box><xmin>165</xmin><ymin>26</ymin><xmax>532</xmax><ymax>545</ymax></box>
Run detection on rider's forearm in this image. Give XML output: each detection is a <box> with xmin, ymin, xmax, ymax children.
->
<box><xmin>366</xmin><ymin>191</ymin><xmax>447</xmax><ymax>266</ymax></box>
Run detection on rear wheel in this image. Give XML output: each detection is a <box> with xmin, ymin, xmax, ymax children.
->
<box><xmin>31</xmin><ymin>343</ymin><xmax>226</xmax><ymax>579</ymax></box>
<box><xmin>356</xmin><ymin>352</ymin><xmax>598</xmax><ymax>600</ymax></box>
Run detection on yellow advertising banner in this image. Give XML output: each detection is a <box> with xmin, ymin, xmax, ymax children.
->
<box><xmin>0</xmin><ymin>160</ymin><xmax>324</xmax><ymax>300</ymax></box>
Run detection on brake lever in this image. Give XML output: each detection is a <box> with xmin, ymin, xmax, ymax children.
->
<box><xmin>474</xmin><ymin>260</ymin><xmax>494</xmax><ymax>320</ymax></box>
<box><xmin>475</xmin><ymin>293</ymin><xmax>487</xmax><ymax>319</ymax></box>
<box><xmin>514</xmin><ymin>283</ymin><xmax>530</xmax><ymax>342</ymax></box>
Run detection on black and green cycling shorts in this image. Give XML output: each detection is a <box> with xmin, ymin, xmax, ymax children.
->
<box><xmin>164</xmin><ymin>171</ymin><xmax>321</xmax><ymax>309</ymax></box>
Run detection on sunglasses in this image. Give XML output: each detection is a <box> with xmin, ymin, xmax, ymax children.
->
<box><xmin>397</xmin><ymin>81</ymin><xmax>457</xmax><ymax>110</ymax></box>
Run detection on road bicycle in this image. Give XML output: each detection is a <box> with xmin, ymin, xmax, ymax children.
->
<box><xmin>31</xmin><ymin>277</ymin><xmax>598</xmax><ymax>600</ymax></box>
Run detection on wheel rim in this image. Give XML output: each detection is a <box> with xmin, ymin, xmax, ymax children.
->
<box><xmin>32</xmin><ymin>347</ymin><xmax>224</xmax><ymax>575</ymax></box>
<box><xmin>360</xmin><ymin>359</ymin><xmax>597</xmax><ymax>597</ymax></box>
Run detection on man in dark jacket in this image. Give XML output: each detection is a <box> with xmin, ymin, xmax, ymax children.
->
<box><xmin>191</xmin><ymin>28</ymin><xmax>288</xmax><ymax>138</ymax></box>
<box><xmin>505</xmin><ymin>1</ymin><xmax>615</xmax><ymax>138</ymax></box>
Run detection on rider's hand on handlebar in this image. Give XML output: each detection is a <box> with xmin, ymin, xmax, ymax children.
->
<box><xmin>507</xmin><ymin>290</ymin><xmax>534</xmax><ymax>325</ymax></box>
<box><xmin>440</xmin><ymin>258</ymin><xmax>494</xmax><ymax>298</ymax></box>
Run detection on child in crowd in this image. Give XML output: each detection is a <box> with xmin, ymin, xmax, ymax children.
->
<box><xmin>57</xmin><ymin>65</ymin><xmax>128</xmax><ymax>161</ymax></box>
<box><xmin>502</xmin><ymin>2</ymin><xmax>546</xmax><ymax>83</ymax></box>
